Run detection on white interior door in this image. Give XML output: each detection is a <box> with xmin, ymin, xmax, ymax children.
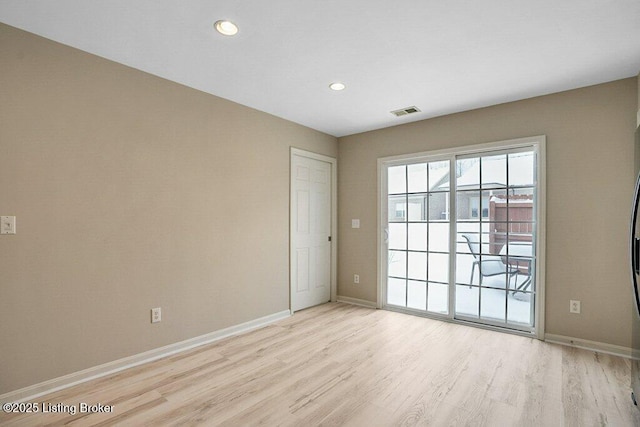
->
<box><xmin>291</xmin><ymin>151</ymin><xmax>333</xmax><ymax>311</ymax></box>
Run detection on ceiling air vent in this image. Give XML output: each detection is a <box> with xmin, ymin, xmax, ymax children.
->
<box><xmin>391</xmin><ymin>106</ymin><xmax>421</xmax><ymax>117</ymax></box>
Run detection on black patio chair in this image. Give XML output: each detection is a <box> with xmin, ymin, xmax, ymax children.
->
<box><xmin>461</xmin><ymin>234</ymin><xmax>519</xmax><ymax>288</ymax></box>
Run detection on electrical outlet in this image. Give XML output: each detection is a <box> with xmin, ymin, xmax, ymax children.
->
<box><xmin>151</xmin><ymin>307</ymin><xmax>162</xmax><ymax>323</ymax></box>
<box><xmin>354</xmin><ymin>274</ymin><xmax>360</xmax><ymax>284</ymax></box>
<box><xmin>570</xmin><ymin>300</ymin><xmax>581</xmax><ymax>314</ymax></box>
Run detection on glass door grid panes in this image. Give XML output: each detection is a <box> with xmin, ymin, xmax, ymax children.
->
<box><xmin>383</xmin><ymin>145</ymin><xmax>538</xmax><ymax>334</ymax></box>
<box><xmin>387</xmin><ymin>161</ymin><xmax>451</xmax><ymax>314</ymax></box>
<box><xmin>454</xmin><ymin>149</ymin><xmax>536</xmax><ymax>332</ymax></box>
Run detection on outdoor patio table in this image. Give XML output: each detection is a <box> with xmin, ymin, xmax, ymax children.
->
<box><xmin>499</xmin><ymin>242</ymin><xmax>533</xmax><ymax>293</ymax></box>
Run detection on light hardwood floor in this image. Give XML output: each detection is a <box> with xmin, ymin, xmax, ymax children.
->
<box><xmin>2</xmin><ymin>302</ymin><xmax>639</xmax><ymax>426</ymax></box>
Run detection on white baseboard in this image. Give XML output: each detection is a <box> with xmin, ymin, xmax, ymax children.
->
<box><xmin>336</xmin><ymin>295</ymin><xmax>377</xmax><ymax>309</ymax></box>
<box><xmin>0</xmin><ymin>309</ymin><xmax>291</xmax><ymax>404</ymax></box>
<box><xmin>544</xmin><ymin>333</ymin><xmax>632</xmax><ymax>359</ymax></box>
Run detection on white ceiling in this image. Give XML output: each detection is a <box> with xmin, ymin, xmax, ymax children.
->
<box><xmin>1</xmin><ymin>1</ymin><xmax>639</xmax><ymax>137</ymax></box>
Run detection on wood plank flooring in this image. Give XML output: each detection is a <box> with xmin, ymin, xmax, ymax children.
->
<box><xmin>2</xmin><ymin>302</ymin><xmax>639</xmax><ymax>426</ymax></box>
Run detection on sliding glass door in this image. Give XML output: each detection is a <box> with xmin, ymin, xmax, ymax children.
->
<box><xmin>380</xmin><ymin>137</ymin><xmax>544</xmax><ymax>335</ymax></box>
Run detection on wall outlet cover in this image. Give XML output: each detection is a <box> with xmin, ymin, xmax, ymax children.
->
<box><xmin>570</xmin><ymin>300</ymin><xmax>581</xmax><ymax>314</ymax></box>
<box><xmin>151</xmin><ymin>307</ymin><xmax>162</xmax><ymax>323</ymax></box>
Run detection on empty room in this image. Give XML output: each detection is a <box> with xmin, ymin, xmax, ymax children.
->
<box><xmin>1</xmin><ymin>1</ymin><xmax>640</xmax><ymax>425</ymax></box>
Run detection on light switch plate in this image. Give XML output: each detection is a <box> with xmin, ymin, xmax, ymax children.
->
<box><xmin>351</xmin><ymin>219</ymin><xmax>360</xmax><ymax>228</ymax></box>
<box><xmin>1</xmin><ymin>216</ymin><xmax>16</xmax><ymax>234</ymax></box>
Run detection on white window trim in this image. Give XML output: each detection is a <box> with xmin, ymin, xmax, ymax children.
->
<box><xmin>377</xmin><ymin>135</ymin><xmax>546</xmax><ymax>340</ymax></box>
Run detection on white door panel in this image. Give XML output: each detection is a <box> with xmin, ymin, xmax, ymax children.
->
<box><xmin>291</xmin><ymin>153</ymin><xmax>332</xmax><ymax>311</ymax></box>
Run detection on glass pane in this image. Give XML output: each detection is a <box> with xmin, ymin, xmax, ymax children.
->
<box><xmin>388</xmin><ymin>165</ymin><xmax>406</xmax><ymax>194</ymax></box>
<box><xmin>388</xmin><ymin>250</ymin><xmax>406</xmax><ymax>278</ymax></box>
<box><xmin>428</xmin><ymin>283</ymin><xmax>448</xmax><ymax>314</ymax></box>
<box><xmin>388</xmin><ymin>223</ymin><xmax>406</xmax><ymax>250</ymax></box>
<box><xmin>504</xmin><ymin>239</ymin><xmax>533</xmax><ymax>257</ymax></box>
<box><xmin>505</xmin><ymin>236</ymin><xmax>533</xmax><ymax>287</ymax></box>
<box><xmin>457</xmin><ymin>190</ymin><xmax>480</xmax><ymax>221</ymax></box>
<box><xmin>408</xmin><ymin>163</ymin><xmax>428</xmax><ymax>193</ymax></box>
<box><xmin>429</xmin><ymin>192</ymin><xmax>449</xmax><ymax>221</ymax></box>
<box><xmin>456</xmin><ymin>285</ymin><xmax>479</xmax><ymax>317</ymax></box>
<box><xmin>480</xmin><ymin>229</ymin><xmax>503</xmax><ymax>255</ymax></box>
<box><xmin>408</xmin><ymin>223</ymin><xmax>428</xmax><ymax>251</ymax></box>
<box><xmin>479</xmin><ymin>270</ymin><xmax>511</xmax><ymax>290</ymax></box>
<box><xmin>508</xmin><ymin>151</ymin><xmax>535</xmax><ymax>187</ymax></box>
<box><xmin>482</xmin><ymin>223</ymin><xmax>506</xmax><ymax>253</ymax></box>
<box><xmin>458</xmin><ymin>233</ymin><xmax>475</xmax><ymax>255</ymax></box>
<box><xmin>482</xmin><ymin>196</ymin><xmax>495</xmax><ymax>224</ymax></box>
<box><xmin>456</xmin><ymin>158</ymin><xmax>479</xmax><ymax>190</ymax></box>
<box><xmin>509</xmin><ymin>268</ymin><xmax>535</xmax><ymax>295</ymax></box>
<box><xmin>407</xmin><ymin>252</ymin><xmax>427</xmax><ymax>281</ymax></box>
<box><xmin>408</xmin><ymin>195</ymin><xmax>427</xmax><ymax>221</ymax></box>
<box><xmin>480</xmin><ymin>288</ymin><xmax>506</xmax><ymax>322</ymax></box>
<box><xmin>428</xmin><ymin>223</ymin><xmax>449</xmax><ymax>253</ymax></box>
<box><xmin>482</xmin><ymin>189</ymin><xmax>507</xmax><ymax>222</ymax></box>
<box><xmin>407</xmin><ymin>280</ymin><xmax>427</xmax><ymax>310</ymax></box>
<box><xmin>507</xmin><ymin>189</ymin><xmax>534</xmax><ymax>222</ymax></box>
<box><xmin>508</xmin><ymin>291</ymin><xmax>532</xmax><ymax>325</ymax></box>
<box><xmin>388</xmin><ymin>195</ymin><xmax>406</xmax><ymax>222</ymax></box>
<box><xmin>481</xmin><ymin>154</ymin><xmax>507</xmax><ymax>188</ymax></box>
<box><xmin>527</xmin><ymin>259</ymin><xmax>535</xmax><ymax>293</ymax></box>
<box><xmin>428</xmin><ymin>253</ymin><xmax>448</xmax><ymax>283</ymax></box>
<box><xmin>455</xmin><ymin>253</ymin><xmax>475</xmax><ymax>285</ymax></box>
<box><xmin>387</xmin><ymin>278</ymin><xmax>407</xmax><ymax>307</ymax></box>
<box><xmin>456</xmin><ymin>224</ymin><xmax>479</xmax><ymax>254</ymax></box>
<box><xmin>508</xmin><ymin>222</ymin><xmax>534</xmax><ymax>236</ymax></box>
<box><xmin>429</xmin><ymin>161</ymin><xmax>450</xmax><ymax>191</ymax></box>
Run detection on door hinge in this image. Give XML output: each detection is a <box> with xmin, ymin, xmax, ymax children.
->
<box><xmin>328</xmin><ymin>236</ymin><xmax>332</xmax><ymax>242</ymax></box>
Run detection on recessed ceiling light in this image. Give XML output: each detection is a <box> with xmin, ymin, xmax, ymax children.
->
<box><xmin>214</xmin><ymin>20</ymin><xmax>238</xmax><ymax>36</ymax></box>
<box><xmin>329</xmin><ymin>82</ymin><xmax>346</xmax><ymax>91</ymax></box>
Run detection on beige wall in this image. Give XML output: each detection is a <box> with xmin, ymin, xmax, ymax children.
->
<box><xmin>0</xmin><ymin>24</ymin><xmax>337</xmax><ymax>394</ymax></box>
<box><xmin>337</xmin><ymin>78</ymin><xmax>638</xmax><ymax>348</ymax></box>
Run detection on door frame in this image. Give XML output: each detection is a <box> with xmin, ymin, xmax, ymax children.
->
<box><xmin>290</xmin><ymin>147</ymin><xmax>338</xmax><ymax>312</ymax></box>
<box><xmin>377</xmin><ymin>135</ymin><xmax>546</xmax><ymax>339</ymax></box>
